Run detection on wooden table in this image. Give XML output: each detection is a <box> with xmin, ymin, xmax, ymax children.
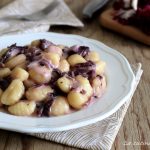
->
<box><xmin>0</xmin><ymin>0</ymin><xmax>150</xmax><ymax>150</ymax></box>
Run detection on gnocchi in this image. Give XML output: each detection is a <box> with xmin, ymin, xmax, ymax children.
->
<box><xmin>28</xmin><ymin>62</ymin><xmax>52</xmax><ymax>84</ymax></box>
<box><xmin>0</xmin><ymin>39</ymin><xmax>106</xmax><ymax>117</ymax></box>
<box><xmin>95</xmin><ymin>61</ymin><xmax>106</xmax><ymax>75</ymax></box>
<box><xmin>42</xmin><ymin>52</ymin><xmax>60</xmax><ymax>68</ymax></box>
<box><xmin>16</xmin><ymin>61</ymin><xmax>27</xmax><ymax>69</ymax></box>
<box><xmin>85</xmin><ymin>51</ymin><xmax>100</xmax><ymax>62</ymax></box>
<box><xmin>57</xmin><ymin>76</ymin><xmax>72</xmax><ymax>93</ymax></box>
<box><xmin>26</xmin><ymin>85</ymin><xmax>53</xmax><ymax>101</ymax></box>
<box><xmin>46</xmin><ymin>45</ymin><xmax>62</xmax><ymax>56</ymax></box>
<box><xmin>0</xmin><ymin>48</ymin><xmax>8</xmax><ymax>58</ymax></box>
<box><xmin>76</xmin><ymin>75</ymin><xmax>93</xmax><ymax>97</ymax></box>
<box><xmin>31</xmin><ymin>40</ymin><xmax>40</xmax><ymax>47</ymax></box>
<box><xmin>50</xmin><ymin>96</ymin><xmax>70</xmax><ymax>116</ymax></box>
<box><xmin>58</xmin><ymin>59</ymin><xmax>70</xmax><ymax>72</ymax></box>
<box><xmin>8</xmin><ymin>101</ymin><xmax>36</xmax><ymax>116</ymax></box>
<box><xmin>24</xmin><ymin>78</ymin><xmax>36</xmax><ymax>88</ymax></box>
<box><xmin>57</xmin><ymin>44</ymin><xmax>65</xmax><ymax>50</ymax></box>
<box><xmin>0</xmin><ymin>68</ymin><xmax>11</xmax><ymax>78</ymax></box>
<box><xmin>11</xmin><ymin>67</ymin><xmax>29</xmax><ymax>81</ymax></box>
<box><xmin>92</xmin><ymin>76</ymin><xmax>106</xmax><ymax>97</ymax></box>
<box><xmin>68</xmin><ymin>90</ymin><xmax>88</xmax><ymax>109</ymax></box>
<box><xmin>5</xmin><ymin>54</ymin><xmax>26</xmax><ymax>69</ymax></box>
<box><xmin>1</xmin><ymin>79</ymin><xmax>24</xmax><ymax>105</ymax></box>
<box><xmin>67</xmin><ymin>54</ymin><xmax>86</xmax><ymax>66</ymax></box>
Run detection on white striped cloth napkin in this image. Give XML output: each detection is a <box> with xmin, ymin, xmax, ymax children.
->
<box><xmin>0</xmin><ymin>0</ymin><xmax>83</xmax><ymax>35</ymax></box>
<box><xmin>30</xmin><ymin>63</ymin><xmax>142</xmax><ymax>150</ymax></box>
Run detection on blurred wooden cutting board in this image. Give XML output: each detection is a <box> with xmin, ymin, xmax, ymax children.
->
<box><xmin>99</xmin><ymin>8</ymin><xmax>150</xmax><ymax>45</ymax></box>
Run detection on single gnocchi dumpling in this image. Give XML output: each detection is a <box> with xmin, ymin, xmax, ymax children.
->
<box><xmin>8</xmin><ymin>101</ymin><xmax>36</xmax><ymax>116</ymax></box>
<box><xmin>42</xmin><ymin>52</ymin><xmax>60</xmax><ymax>68</ymax></box>
<box><xmin>58</xmin><ymin>59</ymin><xmax>70</xmax><ymax>72</ymax></box>
<box><xmin>75</xmin><ymin>75</ymin><xmax>93</xmax><ymax>97</ymax></box>
<box><xmin>16</xmin><ymin>61</ymin><xmax>27</xmax><ymax>69</ymax></box>
<box><xmin>57</xmin><ymin>44</ymin><xmax>65</xmax><ymax>50</ymax></box>
<box><xmin>92</xmin><ymin>75</ymin><xmax>106</xmax><ymax>97</ymax></box>
<box><xmin>24</xmin><ymin>78</ymin><xmax>36</xmax><ymax>88</ymax></box>
<box><xmin>67</xmin><ymin>54</ymin><xmax>86</xmax><ymax>66</ymax></box>
<box><xmin>1</xmin><ymin>79</ymin><xmax>25</xmax><ymax>105</ymax></box>
<box><xmin>46</xmin><ymin>45</ymin><xmax>62</xmax><ymax>56</ymax></box>
<box><xmin>0</xmin><ymin>68</ymin><xmax>11</xmax><ymax>78</ymax></box>
<box><xmin>67</xmin><ymin>90</ymin><xmax>88</xmax><ymax>109</ymax></box>
<box><xmin>26</xmin><ymin>85</ymin><xmax>53</xmax><ymax>101</ymax></box>
<box><xmin>28</xmin><ymin>62</ymin><xmax>52</xmax><ymax>84</ymax></box>
<box><xmin>0</xmin><ymin>48</ymin><xmax>8</xmax><ymax>58</ymax></box>
<box><xmin>5</xmin><ymin>54</ymin><xmax>26</xmax><ymax>69</ymax></box>
<box><xmin>57</xmin><ymin>76</ymin><xmax>72</xmax><ymax>93</ymax></box>
<box><xmin>85</xmin><ymin>51</ymin><xmax>100</xmax><ymax>62</ymax></box>
<box><xmin>95</xmin><ymin>61</ymin><xmax>106</xmax><ymax>75</ymax></box>
<box><xmin>11</xmin><ymin>67</ymin><xmax>29</xmax><ymax>81</ymax></box>
<box><xmin>75</xmin><ymin>75</ymin><xmax>89</xmax><ymax>85</ymax></box>
<box><xmin>50</xmin><ymin>96</ymin><xmax>70</xmax><ymax>116</ymax></box>
<box><xmin>31</xmin><ymin>40</ymin><xmax>40</xmax><ymax>47</ymax></box>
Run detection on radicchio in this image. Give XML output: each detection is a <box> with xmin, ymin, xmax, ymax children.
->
<box><xmin>70</xmin><ymin>45</ymin><xmax>90</xmax><ymax>57</ymax></box>
<box><xmin>70</xmin><ymin>61</ymin><xmax>96</xmax><ymax>79</ymax></box>
<box><xmin>0</xmin><ymin>76</ymin><xmax>12</xmax><ymax>90</ymax></box>
<box><xmin>24</xmin><ymin>47</ymin><xmax>42</xmax><ymax>62</ymax></box>
<box><xmin>0</xmin><ymin>44</ymin><xmax>27</xmax><ymax>64</ymax></box>
<box><xmin>62</xmin><ymin>45</ymin><xmax>90</xmax><ymax>58</ymax></box>
<box><xmin>130</xmin><ymin>5</ymin><xmax>150</xmax><ymax>34</ymax></box>
<box><xmin>113</xmin><ymin>0</ymin><xmax>150</xmax><ymax>35</ymax></box>
<box><xmin>36</xmin><ymin>93</ymin><xmax>54</xmax><ymax>117</ymax></box>
<box><xmin>49</xmin><ymin>69</ymin><xmax>63</xmax><ymax>89</ymax></box>
<box><xmin>39</xmin><ymin>39</ymin><xmax>54</xmax><ymax>50</ymax></box>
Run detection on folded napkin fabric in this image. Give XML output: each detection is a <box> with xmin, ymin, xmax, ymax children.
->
<box><xmin>0</xmin><ymin>0</ymin><xmax>83</xmax><ymax>35</ymax></box>
<box><xmin>29</xmin><ymin>63</ymin><xmax>142</xmax><ymax>150</ymax></box>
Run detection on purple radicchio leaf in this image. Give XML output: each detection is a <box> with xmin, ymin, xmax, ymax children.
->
<box><xmin>24</xmin><ymin>47</ymin><xmax>42</xmax><ymax>62</ymax></box>
<box><xmin>71</xmin><ymin>45</ymin><xmax>90</xmax><ymax>57</ymax></box>
<box><xmin>39</xmin><ymin>39</ymin><xmax>54</xmax><ymax>50</ymax></box>
<box><xmin>129</xmin><ymin>5</ymin><xmax>150</xmax><ymax>35</ymax></box>
<box><xmin>49</xmin><ymin>69</ymin><xmax>68</xmax><ymax>96</ymax></box>
<box><xmin>0</xmin><ymin>44</ymin><xmax>27</xmax><ymax>64</ymax></box>
<box><xmin>77</xmin><ymin>46</ymin><xmax>90</xmax><ymax>57</ymax></box>
<box><xmin>62</xmin><ymin>46</ymin><xmax>70</xmax><ymax>58</ymax></box>
<box><xmin>36</xmin><ymin>93</ymin><xmax>54</xmax><ymax>117</ymax></box>
<box><xmin>113</xmin><ymin>0</ymin><xmax>150</xmax><ymax>35</ymax></box>
<box><xmin>69</xmin><ymin>45</ymin><xmax>90</xmax><ymax>57</ymax></box>
<box><xmin>113</xmin><ymin>0</ymin><xmax>125</xmax><ymax>10</ymax></box>
<box><xmin>70</xmin><ymin>61</ymin><xmax>96</xmax><ymax>79</ymax></box>
<box><xmin>0</xmin><ymin>76</ymin><xmax>12</xmax><ymax>91</ymax></box>
<box><xmin>49</xmin><ymin>69</ymin><xmax>63</xmax><ymax>89</ymax></box>
<box><xmin>36</xmin><ymin>103</ymin><xmax>44</xmax><ymax>117</ymax></box>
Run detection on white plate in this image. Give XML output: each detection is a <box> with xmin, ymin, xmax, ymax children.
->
<box><xmin>0</xmin><ymin>32</ymin><xmax>135</xmax><ymax>133</ymax></box>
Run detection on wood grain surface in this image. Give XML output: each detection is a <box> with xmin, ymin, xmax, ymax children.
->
<box><xmin>0</xmin><ymin>0</ymin><xmax>150</xmax><ymax>150</ymax></box>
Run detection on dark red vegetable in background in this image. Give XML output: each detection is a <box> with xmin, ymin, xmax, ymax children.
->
<box><xmin>113</xmin><ymin>0</ymin><xmax>150</xmax><ymax>35</ymax></box>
